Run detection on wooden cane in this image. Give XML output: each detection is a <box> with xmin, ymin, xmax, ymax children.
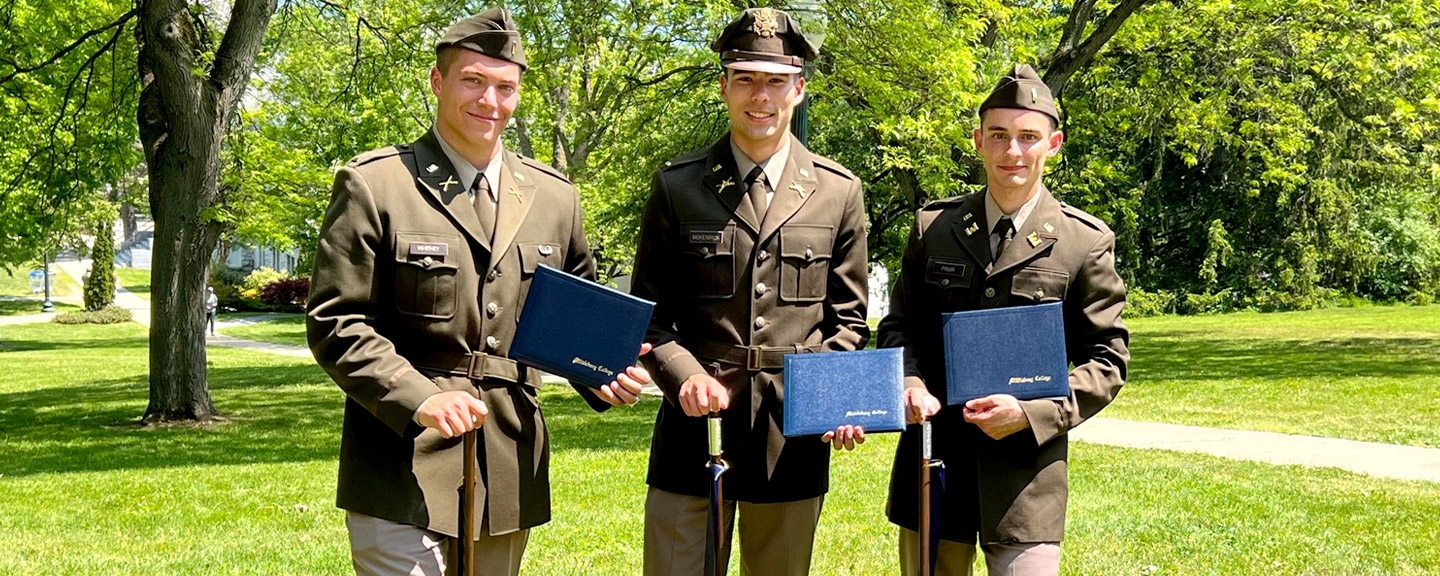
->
<box><xmin>458</xmin><ymin>429</ymin><xmax>478</xmax><ymax>576</ymax></box>
<box><xmin>919</xmin><ymin>420</ymin><xmax>933</xmax><ymax>575</ymax></box>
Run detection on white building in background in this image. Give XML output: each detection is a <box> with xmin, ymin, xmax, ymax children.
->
<box><xmin>115</xmin><ymin>216</ymin><xmax>299</xmax><ymax>274</ymax></box>
<box><xmin>868</xmin><ymin>262</ymin><xmax>889</xmax><ymax>319</ymax></box>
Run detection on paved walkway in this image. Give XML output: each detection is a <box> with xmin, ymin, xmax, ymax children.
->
<box><xmin>14</xmin><ymin>271</ymin><xmax>1440</xmax><ymax>485</ymax></box>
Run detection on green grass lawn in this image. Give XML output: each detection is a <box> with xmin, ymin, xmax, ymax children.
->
<box><xmin>1</xmin><ymin>321</ymin><xmax>1438</xmax><ymax>574</ymax></box>
<box><xmin>0</xmin><ymin>298</ymin><xmax>80</xmax><ymax>316</ymax></box>
<box><xmin>0</xmin><ymin>265</ymin><xmax>79</xmax><ymax>298</ymax></box>
<box><xmin>1110</xmin><ymin>304</ymin><xmax>1440</xmax><ymax>448</ymax></box>
<box><xmin>218</xmin><ymin>313</ymin><xmax>306</xmax><ymax>347</ymax></box>
<box><xmin>114</xmin><ymin>267</ymin><xmax>152</xmax><ymax>300</ymax></box>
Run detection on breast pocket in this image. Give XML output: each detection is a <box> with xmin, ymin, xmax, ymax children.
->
<box><xmin>517</xmin><ymin>241</ymin><xmax>565</xmax><ymax>315</ymax></box>
<box><xmin>679</xmin><ymin>221</ymin><xmax>736</xmax><ymax>299</ymax></box>
<box><xmin>1010</xmin><ymin>268</ymin><xmax>1069</xmax><ymax>303</ymax></box>
<box><xmin>779</xmin><ymin>224</ymin><xmax>834</xmax><ymax>303</ymax></box>
<box><xmin>394</xmin><ymin>232</ymin><xmax>461</xmax><ymax>320</ymax></box>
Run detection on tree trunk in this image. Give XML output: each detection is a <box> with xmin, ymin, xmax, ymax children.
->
<box><xmin>136</xmin><ymin>0</ymin><xmax>275</xmax><ymax>424</ymax></box>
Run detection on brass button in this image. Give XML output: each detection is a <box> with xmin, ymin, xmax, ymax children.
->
<box><xmin>700</xmin><ymin>247</ymin><xmax>711</xmax><ymax>256</ymax></box>
<box><xmin>485</xmin><ymin>336</ymin><xmax>500</xmax><ymax>350</ymax></box>
<box><xmin>487</xmin><ymin>270</ymin><xmax>499</xmax><ymax>283</ymax></box>
<box><xmin>758</xmin><ymin>250</ymin><xmax>770</xmax><ymax>262</ymax></box>
<box><xmin>754</xmin><ymin>316</ymin><xmax>767</xmax><ymax>329</ymax></box>
<box><xmin>486</xmin><ymin>302</ymin><xmax>499</xmax><ymax>317</ymax></box>
<box><xmin>940</xmin><ymin>278</ymin><xmax>950</xmax><ymax>287</ymax></box>
<box><xmin>1034</xmin><ymin>289</ymin><xmax>1045</xmax><ymax>299</ymax></box>
<box><xmin>984</xmin><ymin>287</ymin><xmax>996</xmax><ymax>298</ymax></box>
<box><xmin>756</xmin><ymin>282</ymin><xmax>768</xmax><ymax>296</ymax></box>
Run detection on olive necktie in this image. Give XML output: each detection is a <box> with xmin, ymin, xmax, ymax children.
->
<box><xmin>992</xmin><ymin>217</ymin><xmax>1015</xmax><ymax>264</ymax></box>
<box><xmin>746</xmin><ymin>166</ymin><xmax>768</xmax><ymax>219</ymax></box>
<box><xmin>472</xmin><ymin>174</ymin><xmax>495</xmax><ymax>243</ymax></box>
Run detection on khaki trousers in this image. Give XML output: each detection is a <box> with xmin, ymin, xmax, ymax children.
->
<box><xmin>346</xmin><ymin>511</ymin><xmax>529</xmax><ymax>576</ymax></box>
<box><xmin>898</xmin><ymin>528</ymin><xmax>1061</xmax><ymax>576</ymax></box>
<box><xmin>644</xmin><ymin>487</ymin><xmax>824</xmax><ymax>576</ymax></box>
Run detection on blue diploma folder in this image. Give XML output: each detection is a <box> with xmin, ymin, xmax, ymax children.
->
<box><xmin>509</xmin><ymin>264</ymin><xmax>654</xmax><ymax>389</ymax></box>
<box><xmin>782</xmin><ymin>348</ymin><xmax>906</xmax><ymax>437</ymax></box>
<box><xmin>942</xmin><ymin>302</ymin><xmax>1070</xmax><ymax>405</ymax></box>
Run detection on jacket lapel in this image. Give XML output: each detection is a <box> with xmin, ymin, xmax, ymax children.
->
<box><xmin>757</xmin><ymin>138</ymin><xmax>817</xmax><ymax>246</ymax></box>
<box><xmin>412</xmin><ymin>131</ymin><xmax>490</xmax><ymax>252</ymax></box>
<box><xmin>949</xmin><ymin>193</ymin><xmax>991</xmax><ymax>266</ymax></box>
<box><xmin>489</xmin><ymin>151</ymin><xmax>536</xmax><ymax>272</ymax></box>
<box><xmin>988</xmin><ymin>186</ymin><xmax>1061</xmax><ymax>278</ymax></box>
<box><xmin>704</xmin><ymin>138</ymin><xmax>760</xmax><ymax>235</ymax></box>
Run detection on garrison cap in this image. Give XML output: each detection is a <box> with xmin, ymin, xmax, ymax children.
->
<box><xmin>711</xmin><ymin>7</ymin><xmax>819</xmax><ymax>74</ymax></box>
<box><xmin>978</xmin><ymin>64</ymin><xmax>1058</xmax><ymax>123</ymax></box>
<box><xmin>436</xmin><ymin>8</ymin><xmax>527</xmax><ymax>71</ymax></box>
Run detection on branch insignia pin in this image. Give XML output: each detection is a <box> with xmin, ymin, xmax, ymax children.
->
<box><xmin>965</xmin><ymin>222</ymin><xmax>980</xmax><ymax>236</ymax></box>
<box><xmin>1027</xmin><ymin>232</ymin><xmax>1042</xmax><ymax>247</ymax></box>
<box><xmin>790</xmin><ymin>182</ymin><xmax>807</xmax><ymax>198</ymax></box>
<box><xmin>509</xmin><ymin>187</ymin><xmax>524</xmax><ymax>203</ymax></box>
<box><xmin>440</xmin><ymin>176</ymin><xmax>459</xmax><ymax>192</ymax></box>
<box><xmin>717</xmin><ymin>177</ymin><xmax>735</xmax><ymax>194</ymax></box>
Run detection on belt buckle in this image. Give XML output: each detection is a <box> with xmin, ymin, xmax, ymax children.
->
<box><xmin>746</xmin><ymin>346</ymin><xmax>764</xmax><ymax>371</ymax></box>
<box><xmin>467</xmin><ymin>353</ymin><xmax>487</xmax><ymax>380</ymax></box>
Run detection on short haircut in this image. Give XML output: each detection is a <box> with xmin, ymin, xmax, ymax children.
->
<box><xmin>436</xmin><ymin>46</ymin><xmax>463</xmax><ymax>77</ymax></box>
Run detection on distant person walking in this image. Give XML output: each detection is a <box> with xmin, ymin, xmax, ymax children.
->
<box><xmin>205</xmin><ymin>286</ymin><xmax>218</xmax><ymax>336</ymax></box>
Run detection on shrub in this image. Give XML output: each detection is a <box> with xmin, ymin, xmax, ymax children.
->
<box><xmin>1125</xmin><ymin>288</ymin><xmax>1176</xmax><ymax>318</ymax></box>
<box><xmin>260</xmin><ymin>277</ymin><xmax>309</xmax><ymax>310</ymax></box>
<box><xmin>243</xmin><ymin>267</ymin><xmax>288</xmax><ymax>291</ymax></box>
<box><xmin>53</xmin><ymin>305</ymin><xmax>133</xmax><ymax>325</ymax></box>
<box><xmin>84</xmin><ymin>223</ymin><xmax>117</xmax><ymax>311</ymax></box>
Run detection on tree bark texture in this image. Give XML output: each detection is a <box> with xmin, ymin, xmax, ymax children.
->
<box><xmin>136</xmin><ymin>0</ymin><xmax>275</xmax><ymax>423</ymax></box>
<box><xmin>1042</xmin><ymin>0</ymin><xmax>1152</xmax><ymax>98</ymax></box>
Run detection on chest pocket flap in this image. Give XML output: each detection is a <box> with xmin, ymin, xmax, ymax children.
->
<box><xmin>779</xmin><ymin>224</ymin><xmax>834</xmax><ymax>302</ymax></box>
<box><xmin>394</xmin><ymin>232</ymin><xmax>461</xmax><ymax>319</ymax></box>
<box><xmin>1011</xmin><ymin>267</ymin><xmax>1069</xmax><ymax>303</ymax></box>
<box><xmin>679</xmin><ymin>221</ymin><xmax>736</xmax><ymax>298</ymax></box>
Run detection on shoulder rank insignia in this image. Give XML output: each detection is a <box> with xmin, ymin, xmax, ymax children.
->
<box><xmin>965</xmin><ymin>222</ymin><xmax>980</xmax><ymax>236</ymax></box>
<box><xmin>440</xmin><ymin>175</ymin><xmax>459</xmax><ymax>192</ymax></box>
<box><xmin>717</xmin><ymin>177</ymin><xmax>735</xmax><ymax>194</ymax></box>
<box><xmin>1027</xmin><ymin>232</ymin><xmax>1042</xmax><ymax>247</ymax></box>
<box><xmin>426</xmin><ymin>164</ymin><xmax>439</xmax><ymax>173</ymax></box>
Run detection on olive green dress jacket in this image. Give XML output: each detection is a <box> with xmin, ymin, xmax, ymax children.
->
<box><xmin>631</xmin><ymin>135</ymin><xmax>870</xmax><ymax>503</ymax></box>
<box><xmin>307</xmin><ymin>130</ymin><xmax>607</xmax><ymax>538</ymax></box>
<box><xmin>880</xmin><ymin>187</ymin><xmax>1129</xmax><ymax>544</ymax></box>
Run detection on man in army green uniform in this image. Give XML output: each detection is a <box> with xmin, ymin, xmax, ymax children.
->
<box><xmin>630</xmin><ymin>8</ymin><xmax>871</xmax><ymax>576</ymax></box>
<box><xmin>306</xmin><ymin>9</ymin><xmax>649</xmax><ymax>576</ymax></box>
<box><xmin>879</xmin><ymin>64</ymin><xmax>1130</xmax><ymax>576</ymax></box>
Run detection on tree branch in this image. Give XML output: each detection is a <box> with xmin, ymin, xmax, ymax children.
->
<box><xmin>1043</xmin><ymin>0</ymin><xmax>1152</xmax><ymax>97</ymax></box>
<box><xmin>0</xmin><ymin>8</ymin><xmax>138</xmax><ymax>84</ymax></box>
<box><xmin>212</xmin><ymin>0</ymin><xmax>278</xmax><ymax>97</ymax></box>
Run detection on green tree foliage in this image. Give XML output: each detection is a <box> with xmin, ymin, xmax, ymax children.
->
<box><xmin>83</xmin><ymin>221</ymin><xmax>116</xmax><ymax>310</ymax></box>
<box><xmin>1059</xmin><ymin>0</ymin><xmax>1440</xmax><ymax>308</ymax></box>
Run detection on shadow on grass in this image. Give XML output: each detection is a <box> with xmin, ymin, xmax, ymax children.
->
<box><xmin>0</xmin><ymin>363</ymin><xmax>341</xmax><ymax>478</ymax></box>
<box><xmin>538</xmin><ymin>386</ymin><xmax>656</xmax><ymax>453</ymax></box>
<box><xmin>1132</xmin><ymin>332</ymin><xmax>1440</xmax><ymax>381</ymax></box>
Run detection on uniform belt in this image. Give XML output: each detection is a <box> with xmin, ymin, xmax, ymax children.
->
<box><xmin>416</xmin><ymin>352</ymin><xmax>523</xmax><ymax>384</ymax></box>
<box><xmin>691</xmin><ymin>339</ymin><xmax>820</xmax><ymax>371</ymax></box>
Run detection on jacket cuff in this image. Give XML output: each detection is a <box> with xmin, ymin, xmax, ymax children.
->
<box><xmin>904</xmin><ymin>375</ymin><xmax>927</xmax><ymax>391</ymax></box>
<box><xmin>390</xmin><ymin>369</ymin><xmax>443</xmax><ymax>435</ymax></box>
<box><xmin>1020</xmin><ymin>398</ymin><xmax>1067</xmax><ymax>447</ymax></box>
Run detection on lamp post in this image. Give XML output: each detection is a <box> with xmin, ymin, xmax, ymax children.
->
<box><xmin>41</xmin><ymin>251</ymin><xmax>54</xmax><ymax>313</ymax></box>
<box><xmin>787</xmin><ymin>0</ymin><xmax>828</xmax><ymax>146</ymax></box>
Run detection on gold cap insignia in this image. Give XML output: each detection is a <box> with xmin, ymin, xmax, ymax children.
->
<box><xmin>1031</xmin><ymin>87</ymin><xmax>1038</xmax><ymax>102</ymax></box>
<box><xmin>1027</xmin><ymin>232</ymin><xmax>1042</xmax><ymax>247</ymax></box>
<box><xmin>752</xmin><ymin>8</ymin><xmax>779</xmax><ymax>38</ymax></box>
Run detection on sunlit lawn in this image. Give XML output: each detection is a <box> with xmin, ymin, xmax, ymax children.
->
<box><xmin>218</xmin><ymin>313</ymin><xmax>305</xmax><ymax>347</ymax></box>
<box><xmin>1112</xmin><ymin>304</ymin><xmax>1440</xmax><ymax>447</ymax></box>
<box><xmin>1</xmin><ymin>320</ymin><xmax>1438</xmax><ymax>574</ymax></box>
<box><xmin>114</xmin><ymin>267</ymin><xmax>152</xmax><ymax>300</ymax></box>
<box><xmin>0</xmin><ymin>265</ymin><xmax>79</xmax><ymax>298</ymax></box>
